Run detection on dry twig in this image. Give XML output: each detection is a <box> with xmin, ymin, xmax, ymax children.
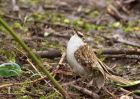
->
<box><xmin>103</xmin><ymin>36</ymin><xmax>140</xmax><ymax>48</ymax></box>
<box><xmin>71</xmin><ymin>84</ymin><xmax>100</xmax><ymax>99</ymax></box>
<box><xmin>103</xmin><ymin>87</ymin><xmax>118</xmax><ymax>99</ymax></box>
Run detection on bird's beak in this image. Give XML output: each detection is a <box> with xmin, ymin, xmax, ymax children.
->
<box><xmin>72</xmin><ymin>30</ymin><xmax>84</xmax><ymax>38</ymax></box>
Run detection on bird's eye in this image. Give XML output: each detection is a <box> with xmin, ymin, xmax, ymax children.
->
<box><xmin>77</xmin><ymin>31</ymin><xmax>84</xmax><ymax>38</ymax></box>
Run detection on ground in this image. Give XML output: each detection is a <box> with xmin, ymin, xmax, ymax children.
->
<box><xmin>0</xmin><ymin>0</ymin><xmax>140</xmax><ymax>99</ymax></box>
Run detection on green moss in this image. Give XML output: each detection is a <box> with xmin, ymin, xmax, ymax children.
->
<box><xmin>122</xmin><ymin>20</ymin><xmax>140</xmax><ymax>34</ymax></box>
<box><xmin>64</xmin><ymin>18</ymin><xmax>70</xmax><ymax>24</ymax></box>
<box><xmin>48</xmin><ymin>13</ymin><xmax>65</xmax><ymax>24</ymax></box>
<box><xmin>112</xmin><ymin>22</ymin><xmax>122</xmax><ymax>28</ymax></box>
<box><xmin>29</xmin><ymin>12</ymin><xmax>46</xmax><ymax>21</ymax></box>
<box><xmin>0</xmin><ymin>25</ymin><xmax>7</xmax><ymax>33</ymax></box>
<box><xmin>0</xmin><ymin>49</ymin><xmax>15</xmax><ymax>62</ymax></box>
<box><xmin>27</xmin><ymin>0</ymin><xmax>40</xmax><ymax>5</ymax></box>
<box><xmin>13</xmin><ymin>21</ymin><xmax>23</xmax><ymax>29</ymax></box>
<box><xmin>46</xmin><ymin>91</ymin><xmax>62</xmax><ymax>99</ymax></box>
<box><xmin>42</xmin><ymin>40</ymin><xmax>63</xmax><ymax>51</ymax></box>
<box><xmin>88</xmin><ymin>11</ymin><xmax>100</xmax><ymax>18</ymax></box>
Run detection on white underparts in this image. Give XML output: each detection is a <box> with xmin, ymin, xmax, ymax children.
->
<box><xmin>66</xmin><ymin>34</ymin><xmax>87</xmax><ymax>76</ymax></box>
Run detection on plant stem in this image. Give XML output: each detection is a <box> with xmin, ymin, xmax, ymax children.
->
<box><xmin>0</xmin><ymin>17</ymin><xmax>68</xmax><ymax>98</ymax></box>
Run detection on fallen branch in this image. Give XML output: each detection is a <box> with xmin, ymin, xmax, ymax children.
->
<box><xmin>71</xmin><ymin>85</ymin><xmax>100</xmax><ymax>99</ymax></box>
<box><xmin>96</xmin><ymin>48</ymin><xmax>140</xmax><ymax>55</ymax></box>
<box><xmin>104</xmin><ymin>54</ymin><xmax>140</xmax><ymax>60</ymax></box>
<box><xmin>35</xmin><ymin>49</ymin><xmax>62</xmax><ymax>59</ymax></box>
<box><xmin>103</xmin><ymin>36</ymin><xmax>140</xmax><ymax>48</ymax></box>
<box><xmin>107</xmin><ymin>5</ymin><xmax>128</xmax><ymax>21</ymax></box>
<box><xmin>34</xmin><ymin>48</ymin><xmax>140</xmax><ymax>59</ymax></box>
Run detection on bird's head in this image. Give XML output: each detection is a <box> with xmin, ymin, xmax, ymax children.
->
<box><xmin>67</xmin><ymin>34</ymin><xmax>85</xmax><ymax>54</ymax></box>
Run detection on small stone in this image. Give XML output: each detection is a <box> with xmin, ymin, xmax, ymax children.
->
<box><xmin>120</xmin><ymin>95</ymin><xmax>133</xmax><ymax>99</ymax></box>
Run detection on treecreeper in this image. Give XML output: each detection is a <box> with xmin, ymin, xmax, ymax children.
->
<box><xmin>66</xmin><ymin>34</ymin><xmax>131</xmax><ymax>90</ymax></box>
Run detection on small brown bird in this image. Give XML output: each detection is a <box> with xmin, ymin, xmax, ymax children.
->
<box><xmin>66</xmin><ymin>34</ymin><xmax>131</xmax><ymax>89</ymax></box>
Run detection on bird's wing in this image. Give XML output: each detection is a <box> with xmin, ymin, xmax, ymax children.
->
<box><xmin>74</xmin><ymin>44</ymin><xmax>106</xmax><ymax>89</ymax></box>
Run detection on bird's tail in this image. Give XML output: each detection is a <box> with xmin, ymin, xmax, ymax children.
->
<box><xmin>106</xmin><ymin>73</ymin><xmax>131</xmax><ymax>84</ymax></box>
<box><xmin>97</xmin><ymin>58</ymin><xmax>117</xmax><ymax>75</ymax></box>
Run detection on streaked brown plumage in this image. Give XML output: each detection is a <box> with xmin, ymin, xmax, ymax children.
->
<box><xmin>67</xmin><ymin>34</ymin><xmax>132</xmax><ymax>89</ymax></box>
<box><xmin>74</xmin><ymin>44</ymin><xmax>109</xmax><ymax>89</ymax></box>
